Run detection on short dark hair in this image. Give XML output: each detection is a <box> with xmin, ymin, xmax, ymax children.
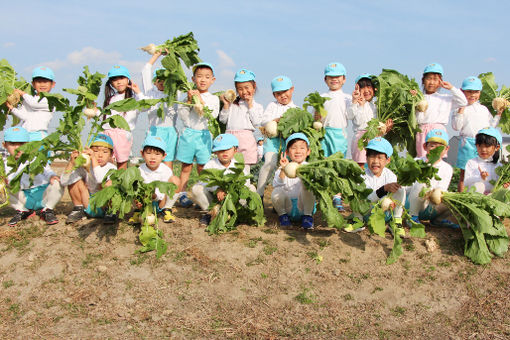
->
<box><xmin>366</xmin><ymin>149</ymin><xmax>388</xmax><ymax>159</ymax></box>
<box><xmin>357</xmin><ymin>78</ymin><xmax>374</xmax><ymax>89</ymax></box>
<box><xmin>286</xmin><ymin>138</ymin><xmax>309</xmax><ymax>150</ymax></box>
<box><xmin>476</xmin><ymin>133</ymin><xmax>500</xmax><ymax>163</ymax></box>
<box><xmin>142</xmin><ymin>145</ymin><xmax>165</xmax><ymax>155</ymax></box>
<box><xmin>193</xmin><ymin>65</ymin><xmax>213</xmax><ymax>76</ymax></box>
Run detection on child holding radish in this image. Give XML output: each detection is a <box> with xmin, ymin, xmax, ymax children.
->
<box><xmin>6</xmin><ymin>66</ymin><xmax>56</xmax><ymax>141</ymax></box>
<box><xmin>452</xmin><ymin>76</ymin><xmax>502</xmax><ymax>192</ymax></box>
<box><xmin>415</xmin><ymin>63</ymin><xmax>467</xmax><ymax>157</ymax></box>
<box><xmin>3</xmin><ymin>127</ymin><xmax>63</xmax><ymax>226</ymax></box>
<box><xmin>176</xmin><ymin>62</ymin><xmax>219</xmax><ymax>208</ymax></box>
<box><xmin>219</xmin><ymin>69</ymin><xmax>263</xmax><ymax>170</ymax></box>
<box><xmin>256</xmin><ymin>75</ymin><xmax>297</xmax><ymax>201</ymax></box>
<box><xmin>272</xmin><ymin>133</ymin><xmax>316</xmax><ymax>230</ymax></box>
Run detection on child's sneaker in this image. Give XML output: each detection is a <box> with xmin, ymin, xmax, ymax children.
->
<box><xmin>431</xmin><ymin>218</ymin><xmax>460</xmax><ymax>229</ymax></box>
<box><xmin>128</xmin><ymin>211</ymin><xmax>141</xmax><ymax>225</ymax></box>
<box><xmin>178</xmin><ymin>193</ymin><xmax>193</xmax><ymax>208</ymax></box>
<box><xmin>199</xmin><ymin>213</ymin><xmax>212</xmax><ymax>226</ymax></box>
<box><xmin>8</xmin><ymin>210</ymin><xmax>34</xmax><ymax>226</ymax></box>
<box><xmin>38</xmin><ymin>208</ymin><xmax>58</xmax><ymax>225</ymax></box>
<box><xmin>278</xmin><ymin>214</ymin><xmax>291</xmax><ymax>227</ymax></box>
<box><xmin>343</xmin><ymin>224</ymin><xmax>366</xmax><ymax>233</ymax></box>
<box><xmin>301</xmin><ymin>215</ymin><xmax>314</xmax><ymax>230</ymax></box>
<box><xmin>161</xmin><ymin>208</ymin><xmax>175</xmax><ymax>223</ymax></box>
<box><xmin>66</xmin><ymin>206</ymin><xmax>86</xmax><ymax>224</ymax></box>
<box><xmin>333</xmin><ymin>194</ymin><xmax>344</xmax><ymax>212</ymax></box>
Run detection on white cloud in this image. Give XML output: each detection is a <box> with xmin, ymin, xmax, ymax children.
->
<box><xmin>3</xmin><ymin>42</ymin><xmax>15</xmax><ymax>48</ymax></box>
<box><xmin>485</xmin><ymin>57</ymin><xmax>497</xmax><ymax>63</ymax></box>
<box><xmin>216</xmin><ymin>49</ymin><xmax>235</xmax><ymax>68</ymax></box>
<box><xmin>28</xmin><ymin>46</ymin><xmax>123</xmax><ymax>71</ymax></box>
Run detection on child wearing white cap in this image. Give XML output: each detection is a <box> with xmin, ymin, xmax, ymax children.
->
<box><xmin>3</xmin><ymin>126</ymin><xmax>63</xmax><ymax>226</ymax></box>
<box><xmin>452</xmin><ymin>76</ymin><xmax>502</xmax><ymax>192</ymax></box>
<box><xmin>415</xmin><ymin>63</ymin><xmax>467</xmax><ymax>157</ymax></box>
<box><xmin>219</xmin><ymin>69</ymin><xmax>263</xmax><ymax>170</ymax></box>
<box><xmin>6</xmin><ymin>66</ymin><xmax>57</xmax><ymax>142</ymax></box>
<box><xmin>257</xmin><ymin>75</ymin><xmax>298</xmax><ymax>200</ymax></box>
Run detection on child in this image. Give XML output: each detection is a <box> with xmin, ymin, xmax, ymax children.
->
<box><xmin>6</xmin><ymin>66</ymin><xmax>56</xmax><ymax>141</ymax></box>
<box><xmin>361</xmin><ymin>137</ymin><xmax>406</xmax><ymax>236</ymax></box>
<box><xmin>139</xmin><ymin>51</ymin><xmax>178</xmax><ymax>170</ymax></box>
<box><xmin>452</xmin><ymin>76</ymin><xmax>501</xmax><ymax>192</ymax></box>
<box><xmin>176</xmin><ymin>62</ymin><xmax>220</xmax><ymax>207</ymax></box>
<box><xmin>191</xmin><ymin>133</ymin><xmax>253</xmax><ymax>226</ymax></box>
<box><xmin>3</xmin><ymin>127</ymin><xmax>63</xmax><ymax>226</ymax></box>
<box><xmin>415</xmin><ymin>62</ymin><xmax>467</xmax><ymax>157</ymax></box>
<box><xmin>219</xmin><ymin>69</ymin><xmax>263</xmax><ymax>169</ymax></box>
<box><xmin>464</xmin><ymin>128</ymin><xmax>504</xmax><ymax>194</ymax></box>
<box><xmin>60</xmin><ymin>134</ymin><xmax>117</xmax><ymax>224</ymax></box>
<box><xmin>102</xmin><ymin>65</ymin><xmax>143</xmax><ymax>169</ymax></box>
<box><xmin>256</xmin><ymin>75</ymin><xmax>297</xmax><ymax>200</ymax></box>
<box><xmin>271</xmin><ymin>133</ymin><xmax>315</xmax><ymax>230</ymax></box>
<box><xmin>408</xmin><ymin>129</ymin><xmax>458</xmax><ymax>228</ymax></box>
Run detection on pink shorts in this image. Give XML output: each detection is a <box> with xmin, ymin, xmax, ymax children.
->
<box><xmin>103</xmin><ymin>128</ymin><xmax>132</xmax><ymax>163</ymax></box>
<box><xmin>351</xmin><ymin>130</ymin><xmax>367</xmax><ymax>163</ymax></box>
<box><xmin>226</xmin><ymin>129</ymin><xmax>257</xmax><ymax>165</ymax></box>
<box><xmin>416</xmin><ymin>124</ymin><xmax>445</xmax><ymax>158</ymax></box>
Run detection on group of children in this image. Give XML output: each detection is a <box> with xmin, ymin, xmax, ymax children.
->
<box><xmin>2</xmin><ymin>59</ymin><xmax>508</xmax><ymax>232</ymax></box>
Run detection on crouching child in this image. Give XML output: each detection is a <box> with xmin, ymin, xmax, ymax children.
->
<box><xmin>3</xmin><ymin>127</ymin><xmax>63</xmax><ymax>226</ymax></box>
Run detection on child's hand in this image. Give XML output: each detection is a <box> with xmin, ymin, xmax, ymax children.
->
<box><xmin>503</xmin><ymin>182</ymin><xmax>510</xmax><ymax>189</ymax></box>
<box><xmin>134</xmin><ymin>200</ymin><xmax>143</xmax><ymax>209</ymax></box>
<box><xmin>50</xmin><ymin>176</ymin><xmax>60</xmax><ymax>185</ymax></box>
<box><xmin>245</xmin><ymin>95</ymin><xmax>254</xmax><ymax>109</ymax></box>
<box><xmin>128</xmin><ymin>82</ymin><xmax>141</xmax><ymax>94</ymax></box>
<box><xmin>457</xmin><ymin>107</ymin><xmax>465</xmax><ymax>114</ymax></box>
<box><xmin>352</xmin><ymin>84</ymin><xmax>364</xmax><ymax>104</ymax></box>
<box><xmin>313</xmin><ymin>111</ymin><xmax>321</xmax><ymax>121</ymax></box>
<box><xmin>15</xmin><ymin>89</ymin><xmax>25</xmax><ymax>96</ymax></box>
<box><xmin>187</xmin><ymin>90</ymin><xmax>204</xmax><ymax>104</ymax></box>
<box><xmin>279</xmin><ymin>151</ymin><xmax>289</xmax><ymax>169</ymax></box>
<box><xmin>385</xmin><ymin>119</ymin><xmax>393</xmax><ymax>132</ymax></box>
<box><xmin>219</xmin><ymin>93</ymin><xmax>230</xmax><ymax>110</ymax></box>
<box><xmin>384</xmin><ymin>182</ymin><xmax>401</xmax><ymax>193</ymax></box>
<box><xmin>70</xmin><ymin>150</ymin><xmax>79</xmax><ymax>162</ymax></box>
<box><xmin>216</xmin><ymin>189</ymin><xmax>226</xmax><ymax>202</ymax></box>
<box><xmin>410</xmin><ymin>89</ymin><xmax>418</xmax><ymax>96</ymax></box>
<box><xmin>478</xmin><ymin>166</ymin><xmax>489</xmax><ymax>181</ymax></box>
<box><xmin>441</xmin><ymin>81</ymin><xmax>453</xmax><ymax>90</ymax></box>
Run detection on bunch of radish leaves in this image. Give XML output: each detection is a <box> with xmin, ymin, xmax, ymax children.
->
<box><xmin>198</xmin><ymin>153</ymin><xmax>265</xmax><ymax>234</ymax></box>
<box><xmin>89</xmin><ymin>166</ymin><xmax>176</xmax><ymax>258</ymax></box>
<box><xmin>387</xmin><ymin>146</ymin><xmax>444</xmax><ymax>186</ymax></box>
<box><xmin>0</xmin><ymin>59</ymin><xmax>32</xmax><ymax>128</ymax></box>
<box><xmin>303</xmin><ymin>91</ymin><xmax>329</xmax><ymax>118</ymax></box>
<box><xmin>478</xmin><ymin>72</ymin><xmax>510</xmax><ymax>133</ymax></box>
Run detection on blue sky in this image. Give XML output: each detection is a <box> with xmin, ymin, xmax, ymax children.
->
<box><xmin>2</xmin><ymin>0</ymin><xmax>510</xmax><ymax>150</ymax></box>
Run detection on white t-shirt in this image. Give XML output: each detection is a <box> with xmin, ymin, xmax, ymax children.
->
<box><xmin>362</xmin><ymin>167</ymin><xmax>397</xmax><ymax>202</ymax></box>
<box><xmin>347</xmin><ymin>101</ymin><xmax>376</xmax><ymax>131</ymax></box>
<box><xmin>60</xmin><ymin>162</ymin><xmax>117</xmax><ymax>194</ymax></box>
<box><xmin>11</xmin><ymin>94</ymin><xmax>54</xmax><ymax>132</ymax></box>
<box><xmin>464</xmin><ymin>157</ymin><xmax>500</xmax><ymax>192</ymax></box>
<box><xmin>452</xmin><ymin>102</ymin><xmax>500</xmax><ymax>138</ymax></box>
<box><xmin>139</xmin><ymin>163</ymin><xmax>173</xmax><ymax>201</ymax></box>
<box><xmin>320</xmin><ymin>90</ymin><xmax>351</xmax><ymax>129</ymax></box>
<box><xmin>416</xmin><ymin>87</ymin><xmax>467</xmax><ymax>126</ymax></box>
<box><xmin>219</xmin><ymin>99</ymin><xmax>264</xmax><ymax>130</ymax></box>
<box><xmin>261</xmin><ymin>101</ymin><xmax>298</xmax><ymax>126</ymax></box>
<box><xmin>272</xmin><ymin>161</ymin><xmax>308</xmax><ymax>199</ymax></box>
<box><xmin>177</xmin><ymin>92</ymin><xmax>220</xmax><ymax>130</ymax></box>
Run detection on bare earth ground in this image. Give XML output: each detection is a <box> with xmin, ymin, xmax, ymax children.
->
<box><xmin>0</xmin><ymin>177</ymin><xmax>509</xmax><ymax>338</ymax></box>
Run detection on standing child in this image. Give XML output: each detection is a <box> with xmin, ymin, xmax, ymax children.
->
<box><xmin>452</xmin><ymin>76</ymin><xmax>501</xmax><ymax>192</ymax></box>
<box><xmin>61</xmin><ymin>134</ymin><xmax>117</xmax><ymax>224</ymax></box>
<box><xmin>102</xmin><ymin>65</ymin><xmax>143</xmax><ymax>169</ymax></box>
<box><xmin>175</xmin><ymin>62</ymin><xmax>219</xmax><ymax>208</ymax></box>
<box><xmin>219</xmin><ymin>69</ymin><xmax>263</xmax><ymax>170</ymax></box>
<box><xmin>3</xmin><ymin>127</ymin><xmax>63</xmax><ymax>226</ymax></box>
<box><xmin>464</xmin><ymin>128</ymin><xmax>504</xmax><ymax>194</ymax></box>
<box><xmin>415</xmin><ymin>62</ymin><xmax>467</xmax><ymax>157</ymax></box>
<box><xmin>256</xmin><ymin>75</ymin><xmax>297</xmax><ymax>201</ymax></box>
<box><xmin>6</xmin><ymin>66</ymin><xmax>56</xmax><ymax>141</ymax></box>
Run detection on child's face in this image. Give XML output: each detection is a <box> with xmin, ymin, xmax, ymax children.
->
<box><xmin>366</xmin><ymin>152</ymin><xmax>390</xmax><ymax>177</ymax></box>
<box><xmin>215</xmin><ymin>147</ymin><xmax>236</xmax><ymax>166</ymax></box>
<box><xmin>154</xmin><ymin>79</ymin><xmax>165</xmax><ymax>91</ymax></box>
<box><xmin>462</xmin><ymin>90</ymin><xmax>481</xmax><ymax>105</ymax></box>
<box><xmin>110</xmin><ymin>76</ymin><xmax>129</xmax><ymax>93</ymax></box>
<box><xmin>273</xmin><ymin>87</ymin><xmax>294</xmax><ymax>105</ymax></box>
<box><xmin>476</xmin><ymin>143</ymin><xmax>500</xmax><ymax>160</ymax></box>
<box><xmin>235</xmin><ymin>82</ymin><xmax>255</xmax><ymax>101</ymax></box>
<box><xmin>32</xmin><ymin>78</ymin><xmax>55</xmax><ymax>93</ymax></box>
<box><xmin>423</xmin><ymin>73</ymin><xmax>442</xmax><ymax>94</ymax></box>
<box><xmin>192</xmin><ymin>68</ymin><xmax>215</xmax><ymax>92</ymax></box>
<box><xmin>360</xmin><ymin>85</ymin><xmax>375</xmax><ymax>102</ymax></box>
<box><xmin>141</xmin><ymin>148</ymin><xmax>166</xmax><ymax>170</ymax></box>
<box><xmin>3</xmin><ymin>141</ymin><xmax>25</xmax><ymax>159</ymax></box>
<box><xmin>287</xmin><ymin>140</ymin><xmax>310</xmax><ymax>164</ymax></box>
<box><xmin>324</xmin><ymin>76</ymin><xmax>346</xmax><ymax>91</ymax></box>
<box><xmin>91</xmin><ymin>146</ymin><xmax>112</xmax><ymax>167</ymax></box>
<box><xmin>424</xmin><ymin>142</ymin><xmax>449</xmax><ymax>160</ymax></box>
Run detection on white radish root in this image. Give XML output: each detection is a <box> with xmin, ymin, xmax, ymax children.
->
<box><xmin>284</xmin><ymin>162</ymin><xmax>300</xmax><ymax>178</ymax></box>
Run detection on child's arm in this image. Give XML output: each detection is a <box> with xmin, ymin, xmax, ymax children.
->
<box><xmin>444</xmin><ymin>81</ymin><xmax>468</xmax><ymax>109</ymax></box>
<box><xmin>278</xmin><ymin>152</ymin><xmax>289</xmax><ymax>181</ymax></box>
<box><xmin>451</xmin><ymin>106</ymin><xmax>465</xmax><ymax>131</ymax></box>
<box><xmin>142</xmin><ymin>51</ymin><xmax>163</xmax><ymax>93</ymax></box>
<box><xmin>19</xmin><ymin>93</ymin><xmax>51</xmax><ymax>111</ymax></box>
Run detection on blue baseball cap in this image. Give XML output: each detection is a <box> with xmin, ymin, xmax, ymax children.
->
<box><xmin>366</xmin><ymin>137</ymin><xmax>393</xmax><ymax>158</ymax></box>
<box><xmin>423</xmin><ymin>63</ymin><xmax>443</xmax><ymax>75</ymax></box>
<box><xmin>426</xmin><ymin>129</ymin><xmax>449</xmax><ymax>146</ymax></box>
<box><xmin>108</xmin><ymin>65</ymin><xmax>131</xmax><ymax>79</ymax></box>
<box><xmin>477</xmin><ymin>127</ymin><xmax>502</xmax><ymax>146</ymax></box>
<box><xmin>355</xmin><ymin>73</ymin><xmax>372</xmax><ymax>85</ymax></box>
<box><xmin>285</xmin><ymin>132</ymin><xmax>310</xmax><ymax>149</ymax></box>
<box><xmin>212</xmin><ymin>133</ymin><xmax>239</xmax><ymax>152</ymax></box>
<box><xmin>324</xmin><ymin>62</ymin><xmax>346</xmax><ymax>77</ymax></box>
<box><xmin>90</xmin><ymin>134</ymin><xmax>114</xmax><ymax>149</ymax></box>
<box><xmin>4</xmin><ymin>126</ymin><xmax>29</xmax><ymax>142</ymax></box>
<box><xmin>271</xmin><ymin>75</ymin><xmax>293</xmax><ymax>92</ymax></box>
<box><xmin>142</xmin><ymin>135</ymin><xmax>167</xmax><ymax>153</ymax></box>
<box><xmin>32</xmin><ymin>66</ymin><xmax>55</xmax><ymax>81</ymax></box>
<box><xmin>192</xmin><ymin>62</ymin><xmax>215</xmax><ymax>76</ymax></box>
<box><xmin>234</xmin><ymin>69</ymin><xmax>255</xmax><ymax>82</ymax></box>
<box><xmin>153</xmin><ymin>68</ymin><xmax>164</xmax><ymax>80</ymax></box>
<box><xmin>461</xmin><ymin>76</ymin><xmax>482</xmax><ymax>91</ymax></box>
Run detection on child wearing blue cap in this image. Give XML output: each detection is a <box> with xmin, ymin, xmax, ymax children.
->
<box><xmin>408</xmin><ymin>129</ymin><xmax>457</xmax><ymax>228</ymax></box>
<box><xmin>60</xmin><ymin>134</ymin><xmax>118</xmax><ymax>224</ymax></box>
<box><xmin>6</xmin><ymin>66</ymin><xmax>56</xmax><ymax>142</ymax></box>
<box><xmin>415</xmin><ymin>62</ymin><xmax>467</xmax><ymax>157</ymax></box>
<box><xmin>3</xmin><ymin>126</ymin><xmax>63</xmax><ymax>226</ymax></box>
<box><xmin>257</xmin><ymin>75</ymin><xmax>298</xmax><ymax>201</ymax></box>
<box><xmin>357</xmin><ymin>137</ymin><xmax>406</xmax><ymax>235</ymax></box>
<box><xmin>219</xmin><ymin>69</ymin><xmax>263</xmax><ymax>169</ymax></box>
<box><xmin>191</xmin><ymin>133</ymin><xmax>253</xmax><ymax>226</ymax></box>
<box><xmin>102</xmin><ymin>65</ymin><xmax>143</xmax><ymax>170</ymax></box>
<box><xmin>464</xmin><ymin>128</ymin><xmax>507</xmax><ymax>194</ymax></box>
<box><xmin>271</xmin><ymin>133</ymin><xmax>316</xmax><ymax>230</ymax></box>
<box><xmin>138</xmin><ymin>51</ymin><xmax>178</xmax><ymax>171</ymax></box>
<box><xmin>452</xmin><ymin>76</ymin><xmax>502</xmax><ymax>192</ymax></box>
<box><xmin>176</xmin><ymin>62</ymin><xmax>219</xmax><ymax>208</ymax></box>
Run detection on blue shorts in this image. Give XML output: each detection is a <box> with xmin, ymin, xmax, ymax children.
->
<box><xmin>263</xmin><ymin>137</ymin><xmax>284</xmax><ymax>155</ymax></box>
<box><xmin>289</xmin><ymin>198</ymin><xmax>317</xmax><ymax>222</ymax></box>
<box><xmin>85</xmin><ymin>193</ymin><xmax>105</xmax><ymax>218</ymax></box>
<box><xmin>418</xmin><ymin>205</ymin><xmax>438</xmax><ymax>221</ymax></box>
<box><xmin>23</xmin><ymin>184</ymin><xmax>49</xmax><ymax>210</ymax></box>
<box><xmin>148</xmin><ymin>126</ymin><xmax>178</xmax><ymax>162</ymax></box>
<box><xmin>176</xmin><ymin>128</ymin><xmax>212</xmax><ymax>165</ymax></box>
<box><xmin>456</xmin><ymin>137</ymin><xmax>477</xmax><ymax>170</ymax></box>
<box><xmin>321</xmin><ymin>127</ymin><xmax>347</xmax><ymax>157</ymax></box>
